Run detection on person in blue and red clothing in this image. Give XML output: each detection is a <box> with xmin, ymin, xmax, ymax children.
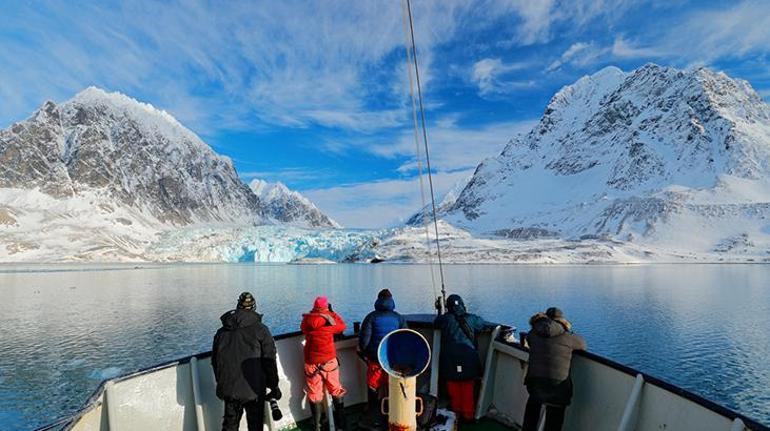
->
<box><xmin>434</xmin><ymin>294</ymin><xmax>488</xmax><ymax>423</ymax></box>
<box><xmin>301</xmin><ymin>296</ymin><xmax>347</xmax><ymax>431</ymax></box>
<box><xmin>358</xmin><ymin>289</ymin><xmax>407</xmax><ymax>429</ymax></box>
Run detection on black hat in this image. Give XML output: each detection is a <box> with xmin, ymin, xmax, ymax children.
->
<box><xmin>377</xmin><ymin>289</ymin><xmax>392</xmax><ymax>299</ymax></box>
<box><xmin>546</xmin><ymin>307</ymin><xmax>563</xmax><ymax>319</ymax></box>
<box><xmin>238</xmin><ymin>292</ymin><xmax>256</xmax><ymax>310</ymax></box>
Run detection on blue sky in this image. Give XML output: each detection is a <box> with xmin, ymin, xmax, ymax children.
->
<box><xmin>2</xmin><ymin>0</ymin><xmax>770</xmax><ymax>228</ymax></box>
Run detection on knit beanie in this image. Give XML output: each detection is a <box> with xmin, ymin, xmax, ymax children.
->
<box><xmin>237</xmin><ymin>292</ymin><xmax>256</xmax><ymax>310</ymax></box>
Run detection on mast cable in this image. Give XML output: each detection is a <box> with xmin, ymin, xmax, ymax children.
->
<box><xmin>404</xmin><ymin>0</ymin><xmax>447</xmax><ymax>308</ymax></box>
<box><xmin>400</xmin><ymin>2</ymin><xmax>438</xmax><ymax>301</ymax></box>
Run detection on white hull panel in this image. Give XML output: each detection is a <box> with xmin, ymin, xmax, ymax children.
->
<box><xmin>44</xmin><ymin>318</ymin><xmax>764</xmax><ymax>431</ymax></box>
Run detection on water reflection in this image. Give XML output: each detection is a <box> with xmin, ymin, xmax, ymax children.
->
<box><xmin>0</xmin><ymin>264</ymin><xmax>768</xmax><ymax>429</ymax></box>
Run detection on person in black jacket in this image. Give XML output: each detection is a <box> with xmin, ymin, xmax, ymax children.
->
<box><xmin>212</xmin><ymin>292</ymin><xmax>281</xmax><ymax>431</ymax></box>
<box><xmin>434</xmin><ymin>294</ymin><xmax>488</xmax><ymax>422</ymax></box>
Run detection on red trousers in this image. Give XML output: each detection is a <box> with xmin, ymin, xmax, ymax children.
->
<box><xmin>446</xmin><ymin>380</ymin><xmax>476</xmax><ymax>421</ymax></box>
<box><xmin>366</xmin><ymin>361</ymin><xmax>388</xmax><ymax>390</ymax></box>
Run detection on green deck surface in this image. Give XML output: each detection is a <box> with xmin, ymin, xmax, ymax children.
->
<box><xmin>284</xmin><ymin>403</ymin><xmax>515</xmax><ymax>431</ymax></box>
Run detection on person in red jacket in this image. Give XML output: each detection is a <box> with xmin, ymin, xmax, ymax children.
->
<box><xmin>301</xmin><ymin>296</ymin><xmax>347</xmax><ymax>431</ymax></box>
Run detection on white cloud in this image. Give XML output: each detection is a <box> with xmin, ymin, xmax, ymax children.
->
<box><xmin>0</xmin><ymin>1</ymin><xmax>472</xmax><ymax>133</ymax></box>
<box><xmin>546</xmin><ymin>42</ymin><xmax>608</xmax><ymax>71</ymax></box>
<box><xmin>611</xmin><ymin>36</ymin><xmax>664</xmax><ymax>59</ymax></box>
<box><xmin>370</xmin><ymin>118</ymin><xmax>537</xmax><ymax>173</ymax></box>
<box><xmin>0</xmin><ymin>0</ymin><xmax>667</xmax><ymax>133</ymax></box>
<box><xmin>471</xmin><ymin>58</ymin><xmax>532</xmax><ymax>96</ymax></box>
<box><xmin>239</xmin><ymin>168</ymin><xmax>325</xmax><ymax>183</ymax></box>
<box><xmin>304</xmin><ymin>116</ymin><xmax>538</xmax><ymax>228</ymax></box>
<box><xmin>493</xmin><ymin>0</ymin><xmax>652</xmax><ymax>47</ymax></box>
<box><xmin>635</xmin><ymin>1</ymin><xmax>770</xmax><ymax>65</ymax></box>
<box><xmin>499</xmin><ymin>0</ymin><xmax>556</xmax><ymax>45</ymax></box>
<box><xmin>546</xmin><ymin>36</ymin><xmax>664</xmax><ymax>72</ymax></box>
<box><xmin>536</xmin><ymin>2</ymin><xmax>770</xmax><ymax>75</ymax></box>
<box><xmin>302</xmin><ymin>170</ymin><xmax>473</xmax><ymax>228</ymax></box>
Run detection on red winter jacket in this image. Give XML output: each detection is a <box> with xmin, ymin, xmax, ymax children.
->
<box><xmin>301</xmin><ymin>308</ymin><xmax>346</xmax><ymax>365</ymax></box>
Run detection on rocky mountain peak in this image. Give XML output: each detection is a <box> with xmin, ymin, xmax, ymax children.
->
<box><xmin>249</xmin><ymin>179</ymin><xmax>340</xmax><ymax>228</ymax></box>
<box><xmin>445</xmin><ymin>64</ymin><xmax>770</xmax><ymax>247</ymax></box>
<box><xmin>1</xmin><ymin>88</ymin><xmax>262</xmax><ymax>225</ymax></box>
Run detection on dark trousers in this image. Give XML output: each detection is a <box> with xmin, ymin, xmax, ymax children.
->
<box><xmin>521</xmin><ymin>398</ymin><xmax>566</xmax><ymax>431</ymax></box>
<box><xmin>223</xmin><ymin>398</ymin><xmax>264</xmax><ymax>431</ymax></box>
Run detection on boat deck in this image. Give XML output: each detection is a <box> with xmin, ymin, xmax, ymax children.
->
<box><xmin>287</xmin><ymin>403</ymin><xmax>516</xmax><ymax>431</ymax></box>
<box><xmin>46</xmin><ymin>315</ymin><xmax>769</xmax><ymax>431</ymax></box>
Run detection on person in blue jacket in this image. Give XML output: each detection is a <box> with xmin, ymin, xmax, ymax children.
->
<box><xmin>358</xmin><ymin>289</ymin><xmax>407</xmax><ymax>429</ymax></box>
<box><xmin>434</xmin><ymin>294</ymin><xmax>488</xmax><ymax>422</ymax></box>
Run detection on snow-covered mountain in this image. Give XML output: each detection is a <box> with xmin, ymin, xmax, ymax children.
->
<box><xmin>0</xmin><ymin>88</ymin><xmax>335</xmax><ymax>260</ymax></box>
<box><xmin>0</xmin><ymin>87</ymin><xmax>263</xmax><ymax>225</ymax></box>
<box><xmin>444</xmin><ymin>64</ymin><xmax>770</xmax><ymax>256</ymax></box>
<box><xmin>249</xmin><ymin>179</ymin><xmax>340</xmax><ymax>228</ymax></box>
<box><xmin>6</xmin><ymin>64</ymin><xmax>770</xmax><ymax>263</ymax></box>
<box><xmin>406</xmin><ymin>174</ymin><xmax>472</xmax><ymax>226</ymax></box>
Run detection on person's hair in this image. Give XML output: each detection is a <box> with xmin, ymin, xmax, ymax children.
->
<box><xmin>377</xmin><ymin>289</ymin><xmax>392</xmax><ymax>299</ymax></box>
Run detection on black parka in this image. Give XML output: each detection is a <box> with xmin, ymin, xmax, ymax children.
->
<box><xmin>434</xmin><ymin>294</ymin><xmax>488</xmax><ymax>381</ymax></box>
<box><xmin>211</xmin><ymin>309</ymin><xmax>279</xmax><ymax>401</ymax></box>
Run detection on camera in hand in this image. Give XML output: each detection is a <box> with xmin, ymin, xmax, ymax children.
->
<box><xmin>268</xmin><ymin>398</ymin><xmax>282</xmax><ymax>421</ymax></box>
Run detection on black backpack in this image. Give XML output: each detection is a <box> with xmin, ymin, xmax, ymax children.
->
<box><xmin>417</xmin><ymin>393</ymin><xmax>439</xmax><ymax>429</ymax></box>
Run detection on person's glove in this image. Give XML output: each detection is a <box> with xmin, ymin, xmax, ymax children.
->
<box><xmin>268</xmin><ymin>386</ymin><xmax>282</xmax><ymax>401</ymax></box>
<box><xmin>434</xmin><ymin>297</ymin><xmax>444</xmax><ymax>314</ymax></box>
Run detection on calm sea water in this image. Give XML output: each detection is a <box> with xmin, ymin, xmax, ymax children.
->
<box><xmin>1</xmin><ymin>263</ymin><xmax>769</xmax><ymax>430</ymax></box>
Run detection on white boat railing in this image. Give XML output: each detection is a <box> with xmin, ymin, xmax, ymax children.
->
<box><xmin>35</xmin><ymin>316</ymin><xmax>768</xmax><ymax>431</ymax></box>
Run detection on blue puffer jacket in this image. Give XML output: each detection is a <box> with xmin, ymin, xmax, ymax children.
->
<box><xmin>358</xmin><ymin>296</ymin><xmax>407</xmax><ymax>360</ymax></box>
<box><xmin>434</xmin><ymin>294</ymin><xmax>488</xmax><ymax>381</ymax></box>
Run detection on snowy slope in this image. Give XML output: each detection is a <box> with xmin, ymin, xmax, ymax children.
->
<box><xmin>444</xmin><ymin>64</ymin><xmax>770</xmax><ymax>258</ymax></box>
<box><xmin>406</xmin><ymin>174</ymin><xmax>472</xmax><ymax>226</ymax></box>
<box><xmin>0</xmin><ymin>87</ymin><xmax>263</xmax><ymax>225</ymax></box>
<box><xmin>0</xmin><ymin>88</ymin><xmax>335</xmax><ymax>261</ymax></box>
<box><xmin>249</xmin><ymin>179</ymin><xmax>341</xmax><ymax>228</ymax></box>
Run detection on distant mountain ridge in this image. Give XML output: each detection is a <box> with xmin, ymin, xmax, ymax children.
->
<box><xmin>249</xmin><ymin>179</ymin><xmax>341</xmax><ymax>228</ymax></box>
<box><xmin>442</xmin><ymin>64</ymin><xmax>770</xmax><ymax>255</ymax></box>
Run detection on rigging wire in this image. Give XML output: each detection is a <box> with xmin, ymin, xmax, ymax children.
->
<box><xmin>403</xmin><ymin>0</ymin><xmax>447</xmax><ymax>310</ymax></box>
<box><xmin>400</xmin><ymin>1</ymin><xmax>438</xmax><ymax>302</ymax></box>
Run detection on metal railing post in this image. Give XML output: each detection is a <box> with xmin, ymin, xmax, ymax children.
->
<box><xmin>430</xmin><ymin>329</ymin><xmax>441</xmax><ymax>397</ymax></box>
<box><xmin>105</xmin><ymin>381</ymin><xmax>118</xmax><ymax>431</ymax></box>
<box><xmin>618</xmin><ymin>374</ymin><xmax>645</xmax><ymax>431</ymax></box>
<box><xmin>475</xmin><ymin>325</ymin><xmax>502</xmax><ymax>420</ymax></box>
<box><xmin>189</xmin><ymin>357</ymin><xmax>206</xmax><ymax>431</ymax></box>
<box><xmin>730</xmin><ymin>418</ymin><xmax>746</xmax><ymax>431</ymax></box>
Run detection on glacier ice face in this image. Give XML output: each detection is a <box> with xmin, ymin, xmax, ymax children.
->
<box><xmin>147</xmin><ymin>225</ymin><xmax>377</xmax><ymax>263</ymax></box>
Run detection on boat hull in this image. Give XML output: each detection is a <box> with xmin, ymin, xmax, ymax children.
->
<box><xmin>41</xmin><ymin>316</ymin><xmax>766</xmax><ymax>431</ymax></box>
